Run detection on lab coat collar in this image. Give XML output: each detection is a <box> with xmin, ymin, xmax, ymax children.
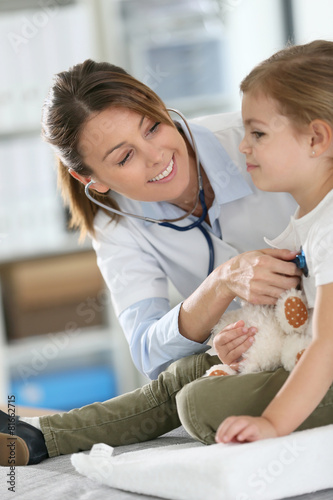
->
<box><xmin>141</xmin><ymin>120</ymin><xmax>252</xmax><ymax>223</ymax></box>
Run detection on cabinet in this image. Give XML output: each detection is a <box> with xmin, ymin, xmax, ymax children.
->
<box><xmin>0</xmin><ymin>247</ymin><xmax>141</xmax><ymax>409</ymax></box>
<box><xmin>0</xmin><ymin>0</ymin><xmax>141</xmax><ymax>408</ymax></box>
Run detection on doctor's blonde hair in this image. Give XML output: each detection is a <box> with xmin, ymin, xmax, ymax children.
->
<box><xmin>240</xmin><ymin>40</ymin><xmax>333</xmax><ymax>131</ymax></box>
<box><xmin>42</xmin><ymin>60</ymin><xmax>174</xmax><ymax>239</ymax></box>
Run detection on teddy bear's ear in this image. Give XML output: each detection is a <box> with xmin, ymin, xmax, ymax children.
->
<box><xmin>275</xmin><ymin>288</ymin><xmax>309</xmax><ymax>334</ymax></box>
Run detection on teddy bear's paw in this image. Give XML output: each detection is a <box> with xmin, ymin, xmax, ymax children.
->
<box><xmin>281</xmin><ymin>334</ymin><xmax>311</xmax><ymax>371</ymax></box>
<box><xmin>204</xmin><ymin>364</ymin><xmax>237</xmax><ymax>377</ymax></box>
<box><xmin>295</xmin><ymin>349</ymin><xmax>306</xmax><ymax>364</ymax></box>
<box><xmin>275</xmin><ymin>288</ymin><xmax>309</xmax><ymax>334</ymax></box>
<box><xmin>284</xmin><ymin>296</ymin><xmax>308</xmax><ymax>329</ymax></box>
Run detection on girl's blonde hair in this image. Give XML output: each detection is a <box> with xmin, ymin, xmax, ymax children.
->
<box><xmin>240</xmin><ymin>40</ymin><xmax>333</xmax><ymax>130</ymax></box>
<box><xmin>42</xmin><ymin>60</ymin><xmax>174</xmax><ymax>239</ymax></box>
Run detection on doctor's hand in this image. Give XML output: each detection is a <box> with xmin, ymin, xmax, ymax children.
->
<box><xmin>213</xmin><ymin>320</ymin><xmax>257</xmax><ymax>369</ymax></box>
<box><xmin>218</xmin><ymin>248</ymin><xmax>302</xmax><ymax>306</ymax></box>
<box><xmin>178</xmin><ymin>249</ymin><xmax>300</xmax><ymax>346</ymax></box>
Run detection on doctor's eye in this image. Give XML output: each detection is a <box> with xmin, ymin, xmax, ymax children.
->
<box><xmin>118</xmin><ymin>150</ymin><xmax>133</xmax><ymax>166</ymax></box>
<box><xmin>146</xmin><ymin>122</ymin><xmax>160</xmax><ymax>136</ymax></box>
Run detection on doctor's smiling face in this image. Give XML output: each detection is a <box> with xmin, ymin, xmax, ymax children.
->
<box><xmin>73</xmin><ymin>106</ymin><xmax>195</xmax><ymax>205</ymax></box>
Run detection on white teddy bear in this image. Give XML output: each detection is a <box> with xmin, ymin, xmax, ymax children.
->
<box><xmin>206</xmin><ymin>288</ymin><xmax>312</xmax><ymax>377</ymax></box>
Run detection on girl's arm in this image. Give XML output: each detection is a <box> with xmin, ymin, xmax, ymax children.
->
<box><xmin>216</xmin><ymin>282</ymin><xmax>333</xmax><ymax>443</ymax></box>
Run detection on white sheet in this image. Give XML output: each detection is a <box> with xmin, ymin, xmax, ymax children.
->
<box><xmin>71</xmin><ymin>424</ymin><xmax>333</xmax><ymax>500</ymax></box>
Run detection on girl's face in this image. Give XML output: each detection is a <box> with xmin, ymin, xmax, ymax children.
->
<box><xmin>77</xmin><ymin>106</ymin><xmax>193</xmax><ymax>204</ymax></box>
<box><xmin>239</xmin><ymin>92</ymin><xmax>311</xmax><ymax>196</ymax></box>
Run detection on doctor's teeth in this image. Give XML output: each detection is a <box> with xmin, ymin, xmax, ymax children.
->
<box><xmin>149</xmin><ymin>159</ymin><xmax>174</xmax><ymax>182</ymax></box>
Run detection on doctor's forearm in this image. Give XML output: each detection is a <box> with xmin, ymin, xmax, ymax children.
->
<box><xmin>119</xmin><ymin>298</ymin><xmax>211</xmax><ymax>378</ymax></box>
<box><xmin>178</xmin><ymin>269</ymin><xmax>235</xmax><ymax>342</ymax></box>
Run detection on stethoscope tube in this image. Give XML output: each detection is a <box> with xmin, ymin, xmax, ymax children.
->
<box><xmin>197</xmin><ymin>224</ymin><xmax>215</xmax><ymax>276</ymax></box>
<box><xmin>84</xmin><ymin>108</ymin><xmax>215</xmax><ymax>276</ymax></box>
<box><xmin>159</xmin><ymin>189</ymin><xmax>214</xmax><ymax>275</ymax></box>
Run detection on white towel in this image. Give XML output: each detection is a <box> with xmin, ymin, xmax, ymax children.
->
<box><xmin>71</xmin><ymin>424</ymin><xmax>333</xmax><ymax>500</ymax></box>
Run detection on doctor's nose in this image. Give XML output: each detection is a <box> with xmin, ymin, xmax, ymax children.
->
<box><xmin>145</xmin><ymin>144</ymin><xmax>164</xmax><ymax>167</ymax></box>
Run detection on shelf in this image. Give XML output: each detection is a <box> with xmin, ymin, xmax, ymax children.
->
<box><xmin>0</xmin><ymin>232</ymin><xmax>92</xmax><ymax>266</ymax></box>
<box><xmin>6</xmin><ymin>325</ymin><xmax>115</xmax><ymax>370</ymax></box>
<box><xmin>0</xmin><ymin>0</ymin><xmax>76</xmax><ymax>12</ymax></box>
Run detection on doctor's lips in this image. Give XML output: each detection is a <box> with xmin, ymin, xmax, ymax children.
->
<box><xmin>148</xmin><ymin>157</ymin><xmax>175</xmax><ymax>183</ymax></box>
<box><xmin>246</xmin><ymin>163</ymin><xmax>259</xmax><ymax>172</ymax></box>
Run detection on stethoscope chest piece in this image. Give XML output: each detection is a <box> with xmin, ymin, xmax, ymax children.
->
<box><xmin>291</xmin><ymin>248</ymin><xmax>308</xmax><ymax>277</ymax></box>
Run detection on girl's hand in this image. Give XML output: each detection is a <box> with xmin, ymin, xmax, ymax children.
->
<box><xmin>218</xmin><ymin>248</ymin><xmax>302</xmax><ymax>305</ymax></box>
<box><xmin>213</xmin><ymin>320</ymin><xmax>257</xmax><ymax>368</ymax></box>
<box><xmin>215</xmin><ymin>415</ymin><xmax>278</xmax><ymax>443</ymax></box>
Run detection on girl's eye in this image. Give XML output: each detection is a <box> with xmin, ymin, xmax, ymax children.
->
<box><xmin>118</xmin><ymin>150</ymin><xmax>133</xmax><ymax>166</ymax></box>
<box><xmin>251</xmin><ymin>131</ymin><xmax>265</xmax><ymax>139</ymax></box>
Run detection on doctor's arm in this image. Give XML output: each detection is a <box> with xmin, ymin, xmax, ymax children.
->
<box><xmin>118</xmin><ymin>298</ymin><xmax>212</xmax><ymax>379</ymax></box>
<box><xmin>216</xmin><ymin>282</ymin><xmax>333</xmax><ymax>443</ymax></box>
<box><xmin>119</xmin><ymin>248</ymin><xmax>300</xmax><ymax>379</ymax></box>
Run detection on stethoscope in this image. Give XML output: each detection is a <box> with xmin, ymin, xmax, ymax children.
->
<box><xmin>84</xmin><ymin>108</ymin><xmax>215</xmax><ymax>276</ymax></box>
<box><xmin>291</xmin><ymin>248</ymin><xmax>309</xmax><ymax>277</ymax></box>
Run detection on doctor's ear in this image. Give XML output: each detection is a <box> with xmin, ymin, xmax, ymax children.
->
<box><xmin>68</xmin><ymin>169</ymin><xmax>110</xmax><ymax>193</ymax></box>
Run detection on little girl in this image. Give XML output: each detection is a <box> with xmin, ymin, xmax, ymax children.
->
<box><xmin>215</xmin><ymin>39</ymin><xmax>333</xmax><ymax>443</ymax></box>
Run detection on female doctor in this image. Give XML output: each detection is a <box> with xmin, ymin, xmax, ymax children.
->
<box><xmin>42</xmin><ymin>59</ymin><xmax>300</xmax><ymax>380</ymax></box>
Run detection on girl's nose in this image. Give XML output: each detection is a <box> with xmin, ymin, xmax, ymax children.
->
<box><xmin>239</xmin><ymin>135</ymin><xmax>251</xmax><ymax>155</ymax></box>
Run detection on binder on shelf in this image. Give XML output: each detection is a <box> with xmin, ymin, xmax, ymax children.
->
<box><xmin>10</xmin><ymin>364</ymin><xmax>118</xmax><ymax>411</ymax></box>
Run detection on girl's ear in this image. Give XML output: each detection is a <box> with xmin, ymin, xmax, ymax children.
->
<box><xmin>68</xmin><ymin>169</ymin><xmax>110</xmax><ymax>193</ymax></box>
<box><xmin>309</xmin><ymin>119</ymin><xmax>333</xmax><ymax>155</ymax></box>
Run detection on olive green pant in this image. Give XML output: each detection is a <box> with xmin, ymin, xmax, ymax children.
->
<box><xmin>40</xmin><ymin>353</ymin><xmax>333</xmax><ymax>457</ymax></box>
